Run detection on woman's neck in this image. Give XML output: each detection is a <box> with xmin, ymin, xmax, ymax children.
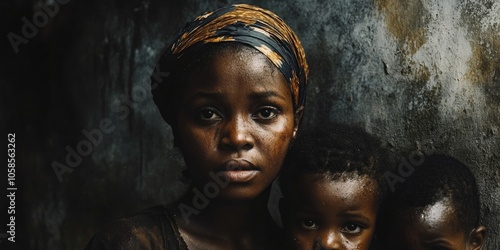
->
<box><xmin>174</xmin><ymin>186</ymin><xmax>280</xmax><ymax>249</ymax></box>
<box><xmin>179</xmin><ymin>186</ymin><xmax>272</xmax><ymax>231</ymax></box>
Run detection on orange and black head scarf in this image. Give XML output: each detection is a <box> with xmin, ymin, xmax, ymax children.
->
<box><xmin>153</xmin><ymin>4</ymin><xmax>308</xmax><ymax>109</ymax></box>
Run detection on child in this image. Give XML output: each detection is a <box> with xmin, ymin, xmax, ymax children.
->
<box><xmin>380</xmin><ymin>154</ymin><xmax>486</xmax><ymax>250</ymax></box>
<box><xmin>279</xmin><ymin>123</ymin><xmax>390</xmax><ymax>250</ymax></box>
<box><xmin>86</xmin><ymin>4</ymin><xmax>308</xmax><ymax>250</ymax></box>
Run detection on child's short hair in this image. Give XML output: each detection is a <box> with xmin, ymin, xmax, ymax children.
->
<box><xmin>388</xmin><ymin>154</ymin><xmax>481</xmax><ymax>231</ymax></box>
<box><xmin>280</xmin><ymin>122</ymin><xmax>390</xmax><ymax>205</ymax></box>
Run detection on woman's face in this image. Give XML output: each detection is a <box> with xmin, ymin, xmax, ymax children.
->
<box><xmin>176</xmin><ymin>46</ymin><xmax>298</xmax><ymax>201</ymax></box>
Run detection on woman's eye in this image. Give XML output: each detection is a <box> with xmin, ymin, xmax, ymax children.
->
<box><xmin>300</xmin><ymin>219</ymin><xmax>317</xmax><ymax>230</ymax></box>
<box><xmin>198</xmin><ymin>108</ymin><xmax>222</xmax><ymax>121</ymax></box>
<box><xmin>253</xmin><ymin>107</ymin><xmax>279</xmax><ymax>120</ymax></box>
<box><xmin>340</xmin><ymin>223</ymin><xmax>362</xmax><ymax>234</ymax></box>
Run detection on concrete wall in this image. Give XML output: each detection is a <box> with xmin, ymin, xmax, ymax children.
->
<box><xmin>3</xmin><ymin>0</ymin><xmax>499</xmax><ymax>249</ymax></box>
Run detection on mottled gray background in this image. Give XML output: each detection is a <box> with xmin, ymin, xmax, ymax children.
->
<box><xmin>2</xmin><ymin>0</ymin><xmax>499</xmax><ymax>249</ymax></box>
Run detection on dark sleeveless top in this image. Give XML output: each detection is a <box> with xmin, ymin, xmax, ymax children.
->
<box><xmin>85</xmin><ymin>204</ymin><xmax>188</xmax><ymax>250</ymax></box>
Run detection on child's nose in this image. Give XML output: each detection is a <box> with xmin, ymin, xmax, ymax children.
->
<box><xmin>315</xmin><ymin>230</ymin><xmax>341</xmax><ymax>250</ymax></box>
<box><xmin>219</xmin><ymin>115</ymin><xmax>255</xmax><ymax>151</ymax></box>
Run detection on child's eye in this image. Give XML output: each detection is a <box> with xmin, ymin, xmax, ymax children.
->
<box><xmin>197</xmin><ymin>107</ymin><xmax>222</xmax><ymax>121</ymax></box>
<box><xmin>340</xmin><ymin>223</ymin><xmax>362</xmax><ymax>234</ymax></box>
<box><xmin>299</xmin><ymin>219</ymin><xmax>318</xmax><ymax>230</ymax></box>
<box><xmin>252</xmin><ymin>107</ymin><xmax>279</xmax><ymax>120</ymax></box>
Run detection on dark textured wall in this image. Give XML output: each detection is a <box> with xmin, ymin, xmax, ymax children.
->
<box><xmin>2</xmin><ymin>0</ymin><xmax>499</xmax><ymax>249</ymax></box>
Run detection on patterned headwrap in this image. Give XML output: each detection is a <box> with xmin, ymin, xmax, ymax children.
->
<box><xmin>153</xmin><ymin>3</ymin><xmax>308</xmax><ymax>107</ymax></box>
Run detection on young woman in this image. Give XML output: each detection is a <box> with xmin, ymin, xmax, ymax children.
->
<box><xmin>86</xmin><ymin>4</ymin><xmax>308</xmax><ymax>250</ymax></box>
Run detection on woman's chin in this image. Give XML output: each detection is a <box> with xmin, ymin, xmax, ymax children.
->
<box><xmin>215</xmin><ymin>185</ymin><xmax>269</xmax><ymax>202</ymax></box>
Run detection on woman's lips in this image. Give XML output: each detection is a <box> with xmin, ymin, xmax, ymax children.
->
<box><xmin>217</xmin><ymin>159</ymin><xmax>259</xmax><ymax>182</ymax></box>
<box><xmin>218</xmin><ymin>170</ymin><xmax>259</xmax><ymax>182</ymax></box>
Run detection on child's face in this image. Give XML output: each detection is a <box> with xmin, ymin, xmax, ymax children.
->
<box><xmin>384</xmin><ymin>199</ymin><xmax>481</xmax><ymax>250</ymax></box>
<box><xmin>283</xmin><ymin>174</ymin><xmax>378</xmax><ymax>250</ymax></box>
<box><xmin>177</xmin><ymin>46</ymin><xmax>298</xmax><ymax>201</ymax></box>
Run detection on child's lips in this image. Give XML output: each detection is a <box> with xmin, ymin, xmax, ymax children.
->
<box><xmin>216</xmin><ymin>159</ymin><xmax>260</xmax><ymax>182</ymax></box>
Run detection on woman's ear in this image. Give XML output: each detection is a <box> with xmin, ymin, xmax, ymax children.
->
<box><xmin>293</xmin><ymin>106</ymin><xmax>304</xmax><ymax>139</ymax></box>
<box><xmin>469</xmin><ymin>226</ymin><xmax>486</xmax><ymax>250</ymax></box>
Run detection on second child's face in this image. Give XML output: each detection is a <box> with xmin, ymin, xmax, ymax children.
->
<box><xmin>284</xmin><ymin>174</ymin><xmax>378</xmax><ymax>250</ymax></box>
<box><xmin>177</xmin><ymin>46</ymin><xmax>297</xmax><ymax>201</ymax></box>
<box><xmin>384</xmin><ymin>199</ymin><xmax>473</xmax><ymax>250</ymax></box>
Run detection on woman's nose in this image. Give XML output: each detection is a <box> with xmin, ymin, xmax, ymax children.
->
<box><xmin>219</xmin><ymin>115</ymin><xmax>255</xmax><ymax>151</ymax></box>
<box><xmin>315</xmin><ymin>230</ymin><xmax>341</xmax><ymax>250</ymax></box>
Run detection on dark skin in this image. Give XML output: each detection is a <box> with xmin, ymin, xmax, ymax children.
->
<box><xmin>384</xmin><ymin>198</ymin><xmax>486</xmax><ymax>250</ymax></box>
<box><xmin>171</xmin><ymin>46</ymin><xmax>301</xmax><ymax>249</ymax></box>
<box><xmin>281</xmin><ymin>174</ymin><xmax>379</xmax><ymax>250</ymax></box>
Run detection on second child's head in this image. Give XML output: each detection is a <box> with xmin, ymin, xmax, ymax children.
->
<box><xmin>280</xmin><ymin>123</ymin><xmax>389</xmax><ymax>250</ymax></box>
<box><xmin>381</xmin><ymin>154</ymin><xmax>486</xmax><ymax>250</ymax></box>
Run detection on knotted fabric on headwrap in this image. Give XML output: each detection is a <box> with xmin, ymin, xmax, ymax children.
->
<box><xmin>153</xmin><ymin>3</ymin><xmax>308</xmax><ymax>111</ymax></box>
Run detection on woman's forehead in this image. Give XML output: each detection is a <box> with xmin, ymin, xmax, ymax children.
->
<box><xmin>182</xmin><ymin>50</ymin><xmax>291</xmax><ymax>100</ymax></box>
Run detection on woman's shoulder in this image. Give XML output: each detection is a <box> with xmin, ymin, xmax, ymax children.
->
<box><xmin>85</xmin><ymin>204</ymin><xmax>188</xmax><ymax>250</ymax></box>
